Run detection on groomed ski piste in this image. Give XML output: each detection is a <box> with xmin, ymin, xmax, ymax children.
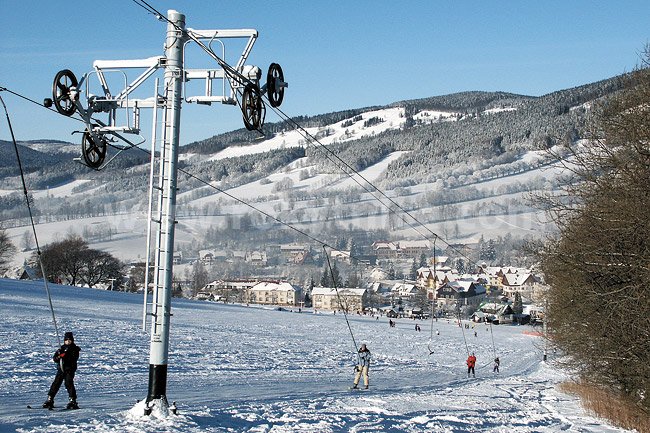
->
<box><xmin>0</xmin><ymin>279</ymin><xmax>633</xmax><ymax>432</ymax></box>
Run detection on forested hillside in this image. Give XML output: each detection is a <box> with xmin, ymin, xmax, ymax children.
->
<box><xmin>0</xmin><ymin>75</ymin><xmax>625</xmax><ymax>246</ymax></box>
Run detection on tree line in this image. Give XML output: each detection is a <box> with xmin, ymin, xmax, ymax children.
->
<box><xmin>538</xmin><ymin>58</ymin><xmax>650</xmax><ymax>417</ymax></box>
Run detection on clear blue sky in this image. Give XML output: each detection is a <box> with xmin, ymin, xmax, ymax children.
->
<box><xmin>1</xmin><ymin>1</ymin><xmax>649</xmax><ymax>145</ymax></box>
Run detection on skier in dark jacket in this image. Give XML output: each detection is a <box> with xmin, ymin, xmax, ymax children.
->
<box><xmin>42</xmin><ymin>331</ymin><xmax>80</xmax><ymax>409</ymax></box>
<box><xmin>493</xmin><ymin>356</ymin><xmax>500</xmax><ymax>373</ymax></box>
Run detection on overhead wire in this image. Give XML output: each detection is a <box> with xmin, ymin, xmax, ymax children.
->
<box><xmin>0</xmin><ymin>87</ymin><xmax>368</xmax><ymax>265</ymax></box>
<box><xmin>323</xmin><ymin>246</ymin><xmax>360</xmax><ymax>363</ymax></box>
<box><xmin>0</xmin><ymin>3</ymin><xmax>509</xmax><ymax>386</ymax></box>
<box><xmin>0</xmin><ymin>91</ymin><xmax>61</xmax><ymax>346</ymax></box>
<box><xmin>129</xmin><ymin>0</ymin><xmax>487</xmax><ymax>273</ymax></box>
<box><xmin>5</xmin><ymin>1</ymin><xmax>491</xmax><ymax>311</ymax></box>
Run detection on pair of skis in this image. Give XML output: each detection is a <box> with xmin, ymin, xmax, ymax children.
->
<box><xmin>27</xmin><ymin>404</ymin><xmax>80</xmax><ymax>411</ymax></box>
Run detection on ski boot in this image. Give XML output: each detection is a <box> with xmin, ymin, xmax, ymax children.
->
<box><xmin>42</xmin><ymin>396</ymin><xmax>54</xmax><ymax>409</ymax></box>
<box><xmin>66</xmin><ymin>399</ymin><xmax>79</xmax><ymax>410</ymax></box>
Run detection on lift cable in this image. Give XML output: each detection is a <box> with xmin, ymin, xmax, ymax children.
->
<box><xmin>457</xmin><ymin>304</ymin><xmax>470</xmax><ymax>357</ymax></box>
<box><xmin>0</xmin><ymin>92</ymin><xmax>61</xmax><ymax>346</ymax></box>
<box><xmin>323</xmin><ymin>246</ymin><xmax>360</xmax><ymax>364</ymax></box>
<box><xmin>0</xmin><ymin>86</ymin><xmax>375</xmax><ymax>268</ymax></box>
<box><xmin>130</xmin><ymin>0</ymin><xmax>486</xmax><ymax>274</ymax></box>
<box><xmin>266</xmin><ymin>102</ymin><xmax>483</xmax><ymax>270</ymax></box>
<box><xmin>0</xmin><ymin>83</ymin><xmax>486</xmax><ymax>281</ymax></box>
<box><xmin>427</xmin><ymin>235</ymin><xmax>438</xmax><ymax>355</ymax></box>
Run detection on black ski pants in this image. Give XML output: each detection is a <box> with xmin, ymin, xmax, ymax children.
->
<box><xmin>48</xmin><ymin>368</ymin><xmax>77</xmax><ymax>400</ymax></box>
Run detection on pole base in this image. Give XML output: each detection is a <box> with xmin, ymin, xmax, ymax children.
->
<box><xmin>147</xmin><ymin>364</ymin><xmax>168</xmax><ymax>401</ymax></box>
<box><xmin>143</xmin><ymin>396</ymin><xmax>169</xmax><ymax>417</ymax></box>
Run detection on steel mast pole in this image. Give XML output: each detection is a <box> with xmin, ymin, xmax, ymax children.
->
<box><xmin>146</xmin><ymin>9</ymin><xmax>187</xmax><ymax>410</ymax></box>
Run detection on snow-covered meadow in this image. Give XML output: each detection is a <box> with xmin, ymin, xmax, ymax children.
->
<box><xmin>0</xmin><ymin>279</ymin><xmax>632</xmax><ymax>433</ymax></box>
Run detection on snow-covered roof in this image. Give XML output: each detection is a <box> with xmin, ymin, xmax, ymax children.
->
<box><xmin>250</xmin><ymin>281</ymin><xmax>298</xmax><ymax>292</ymax></box>
<box><xmin>312</xmin><ymin>287</ymin><xmax>366</xmax><ymax>296</ymax></box>
<box><xmin>372</xmin><ymin>241</ymin><xmax>398</xmax><ymax>251</ymax></box>
<box><xmin>503</xmin><ymin>273</ymin><xmax>535</xmax><ymax>286</ymax></box>
<box><xmin>397</xmin><ymin>240</ymin><xmax>430</xmax><ymax>249</ymax></box>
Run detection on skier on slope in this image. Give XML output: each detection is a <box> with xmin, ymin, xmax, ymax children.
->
<box><xmin>352</xmin><ymin>343</ymin><xmax>371</xmax><ymax>389</ymax></box>
<box><xmin>466</xmin><ymin>352</ymin><xmax>477</xmax><ymax>378</ymax></box>
<box><xmin>493</xmin><ymin>356</ymin><xmax>500</xmax><ymax>373</ymax></box>
<box><xmin>42</xmin><ymin>331</ymin><xmax>80</xmax><ymax>409</ymax></box>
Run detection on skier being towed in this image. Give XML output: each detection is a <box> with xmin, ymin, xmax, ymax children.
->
<box><xmin>42</xmin><ymin>331</ymin><xmax>80</xmax><ymax>410</ymax></box>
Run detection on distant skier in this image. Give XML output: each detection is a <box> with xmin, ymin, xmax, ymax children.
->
<box><xmin>466</xmin><ymin>352</ymin><xmax>477</xmax><ymax>378</ymax></box>
<box><xmin>493</xmin><ymin>356</ymin><xmax>500</xmax><ymax>373</ymax></box>
<box><xmin>42</xmin><ymin>331</ymin><xmax>80</xmax><ymax>409</ymax></box>
<box><xmin>352</xmin><ymin>343</ymin><xmax>371</xmax><ymax>389</ymax></box>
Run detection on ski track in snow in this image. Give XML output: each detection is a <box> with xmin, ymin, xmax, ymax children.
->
<box><xmin>0</xmin><ymin>280</ymin><xmax>631</xmax><ymax>433</ymax></box>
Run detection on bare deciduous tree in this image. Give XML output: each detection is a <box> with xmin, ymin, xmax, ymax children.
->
<box><xmin>0</xmin><ymin>229</ymin><xmax>17</xmax><ymax>273</ymax></box>
<box><xmin>538</xmin><ymin>57</ymin><xmax>650</xmax><ymax>413</ymax></box>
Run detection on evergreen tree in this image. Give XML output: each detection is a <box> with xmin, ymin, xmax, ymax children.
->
<box><xmin>512</xmin><ymin>292</ymin><xmax>523</xmax><ymax>315</ymax></box>
<box><xmin>418</xmin><ymin>253</ymin><xmax>428</xmax><ymax>269</ymax></box>
<box><xmin>331</xmin><ymin>262</ymin><xmax>343</xmax><ymax>288</ymax></box>
<box><xmin>409</xmin><ymin>258</ymin><xmax>418</xmax><ymax>280</ymax></box>
<box><xmin>387</xmin><ymin>261</ymin><xmax>396</xmax><ymax>279</ymax></box>
<box><xmin>320</xmin><ymin>265</ymin><xmax>331</xmax><ymax>287</ymax></box>
<box><xmin>345</xmin><ymin>270</ymin><xmax>360</xmax><ymax>288</ymax></box>
<box><xmin>190</xmin><ymin>260</ymin><xmax>209</xmax><ymax>296</ymax></box>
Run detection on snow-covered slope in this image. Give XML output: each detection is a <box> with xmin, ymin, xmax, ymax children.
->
<box><xmin>0</xmin><ymin>279</ymin><xmax>631</xmax><ymax>433</ymax></box>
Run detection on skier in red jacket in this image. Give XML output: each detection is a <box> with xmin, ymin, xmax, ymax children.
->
<box><xmin>466</xmin><ymin>353</ymin><xmax>477</xmax><ymax>378</ymax></box>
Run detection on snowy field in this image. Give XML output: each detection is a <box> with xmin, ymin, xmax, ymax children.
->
<box><xmin>0</xmin><ymin>279</ymin><xmax>631</xmax><ymax>433</ymax></box>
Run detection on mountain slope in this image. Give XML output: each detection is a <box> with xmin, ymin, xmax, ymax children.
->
<box><xmin>0</xmin><ymin>76</ymin><xmax>625</xmax><ymax>268</ymax></box>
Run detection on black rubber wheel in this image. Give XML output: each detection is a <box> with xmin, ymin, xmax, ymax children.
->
<box><xmin>81</xmin><ymin>131</ymin><xmax>107</xmax><ymax>169</ymax></box>
<box><xmin>52</xmin><ymin>69</ymin><xmax>78</xmax><ymax>116</ymax></box>
<box><xmin>266</xmin><ymin>63</ymin><xmax>284</xmax><ymax>108</ymax></box>
<box><xmin>241</xmin><ymin>83</ymin><xmax>263</xmax><ymax>131</ymax></box>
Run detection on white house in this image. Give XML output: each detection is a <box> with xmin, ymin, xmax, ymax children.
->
<box><xmin>311</xmin><ymin>287</ymin><xmax>367</xmax><ymax>312</ymax></box>
<box><xmin>249</xmin><ymin>281</ymin><xmax>301</xmax><ymax>306</ymax></box>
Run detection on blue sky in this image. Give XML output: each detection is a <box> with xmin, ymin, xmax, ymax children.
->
<box><xmin>1</xmin><ymin>1</ymin><xmax>649</xmax><ymax>145</ymax></box>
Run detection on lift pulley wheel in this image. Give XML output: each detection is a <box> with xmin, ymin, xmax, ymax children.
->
<box><xmin>241</xmin><ymin>83</ymin><xmax>264</xmax><ymax>131</ymax></box>
<box><xmin>81</xmin><ymin>130</ymin><xmax>108</xmax><ymax>169</ymax></box>
<box><xmin>52</xmin><ymin>69</ymin><xmax>78</xmax><ymax>116</ymax></box>
<box><xmin>266</xmin><ymin>63</ymin><xmax>284</xmax><ymax>108</ymax></box>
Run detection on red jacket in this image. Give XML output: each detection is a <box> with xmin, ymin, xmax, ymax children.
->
<box><xmin>466</xmin><ymin>355</ymin><xmax>476</xmax><ymax>368</ymax></box>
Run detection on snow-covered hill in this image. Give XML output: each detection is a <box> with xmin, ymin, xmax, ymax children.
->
<box><xmin>0</xmin><ymin>279</ymin><xmax>631</xmax><ymax>433</ymax></box>
<box><xmin>4</xmin><ymin>80</ymin><xmax>609</xmax><ymax>270</ymax></box>
<box><xmin>1</xmin><ymin>114</ymin><xmax>565</xmax><ymax>270</ymax></box>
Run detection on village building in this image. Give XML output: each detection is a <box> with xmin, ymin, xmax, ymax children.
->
<box><xmin>202</xmin><ymin>279</ymin><xmax>259</xmax><ymax>302</ymax></box>
<box><xmin>396</xmin><ymin>240</ymin><xmax>431</xmax><ymax>258</ymax></box>
<box><xmin>279</xmin><ymin>244</ymin><xmax>312</xmax><ymax>263</ymax></box>
<box><xmin>311</xmin><ymin>287</ymin><xmax>367</xmax><ymax>312</ymax></box>
<box><xmin>249</xmin><ymin>281</ymin><xmax>301</xmax><ymax>306</ymax></box>
<box><xmin>391</xmin><ymin>282</ymin><xmax>420</xmax><ymax>300</ymax></box>
<box><xmin>198</xmin><ymin>249</ymin><xmax>228</xmax><ymax>264</ymax></box>
<box><xmin>330</xmin><ymin>250</ymin><xmax>351</xmax><ymax>264</ymax></box>
<box><xmin>416</xmin><ymin>267</ymin><xmax>458</xmax><ymax>292</ymax></box>
<box><xmin>501</xmin><ymin>272</ymin><xmax>544</xmax><ymax>302</ymax></box>
<box><xmin>471</xmin><ymin>302</ymin><xmax>514</xmax><ymax>323</ymax></box>
<box><xmin>372</xmin><ymin>241</ymin><xmax>399</xmax><ymax>260</ymax></box>
<box><xmin>246</xmin><ymin>251</ymin><xmax>268</xmax><ymax>266</ymax></box>
<box><xmin>434</xmin><ymin>279</ymin><xmax>487</xmax><ymax>310</ymax></box>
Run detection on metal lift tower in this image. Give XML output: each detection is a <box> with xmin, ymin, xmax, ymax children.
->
<box><xmin>45</xmin><ymin>7</ymin><xmax>286</xmax><ymax>416</ymax></box>
<box><xmin>147</xmin><ymin>9</ymin><xmax>186</xmax><ymax>410</ymax></box>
